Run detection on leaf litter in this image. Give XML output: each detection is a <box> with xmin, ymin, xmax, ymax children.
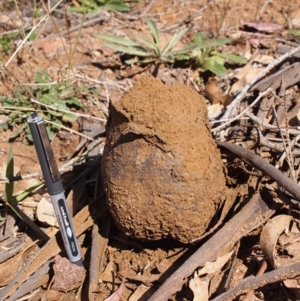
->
<box><xmin>2</xmin><ymin>0</ymin><xmax>300</xmax><ymax>300</ymax></box>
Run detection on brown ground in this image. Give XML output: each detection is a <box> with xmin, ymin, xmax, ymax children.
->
<box><xmin>1</xmin><ymin>0</ymin><xmax>300</xmax><ymax>300</ymax></box>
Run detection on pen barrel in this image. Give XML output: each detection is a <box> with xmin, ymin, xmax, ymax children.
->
<box><xmin>51</xmin><ymin>193</ymin><xmax>83</xmax><ymax>265</ymax></box>
<box><xmin>28</xmin><ymin>115</ymin><xmax>63</xmax><ymax>195</ymax></box>
<box><xmin>28</xmin><ymin>114</ymin><xmax>83</xmax><ymax>266</ymax></box>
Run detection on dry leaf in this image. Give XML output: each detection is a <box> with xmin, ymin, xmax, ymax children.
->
<box><xmin>155</xmin><ymin>258</ymin><xmax>171</xmax><ymax>273</ymax></box>
<box><xmin>188</xmin><ymin>252</ymin><xmax>233</xmax><ymax>301</ymax></box>
<box><xmin>249</xmin><ymin>38</ymin><xmax>270</xmax><ymax>48</ymax></box>
<box><xmin>0</xmin><ymin>254</ymin><xmax>23</xmax><ymax>286</ymax></box>
<box><xmin>100</xmin><ymin>259</ymin><xmax>115</xmax><ymax>282</ymax></box>
<box><xmin>243</xmin><ymin>22</ymin><xmax>283</xmax><ymax>33</ymax></box>
<box><xmin>290</xmin><ymin>8</ymin><xmax>300</xmax><ymax>28</ymax></box>
<box><xmin>103</xmin><ymin>279</ymin><xmax>126</xmax><ymax>301</ymax></box>
<box><xmin>205</xmin><ymin>78</ymin><xmax>232</xmax><ymax>106</ymax></box>
<box><xmin>230</xmin><ymin>65</ymin><xmax>262</xmax><ymax>93</ymax></box>
<box><xmin>260</xmin><ymin>215</ymin><xmax>300</xmax><ymax>297</ymax></box>
<box><xmin>254</xmin><ymin>54</ymin><xmax>274</xmax><ymax>64</ymax></box>
<box><xmin>128</xmin><ymin>284</ymin><xmax>155</xmax><ymax>301</ymax></box>
<box><xmin>207</xmin><ymin>103</ymin><xmax>224</xmax><ymax>120</ymax></box>
<box><xmin>27</xmin><ymin>290</ymin><xmax>63</xmax><ymax>301</ymax></box>
<box><xmin>66</xmin><ymin>178</ymin><xmax>86</xmax><ymax>217</ymax></box>
<box><xmin>189</xmin><ymin>272</ymin><xmax>209</xmax><ymax>301</ymax></box>
<box><xmin>197</xmin><ymin>251</ymin><xmax>233</xmax><ymax>276</ymax></box>
<box><xmin>260</xmin><ymin>214</ymin><xmax>293</xmax><ymax>268</ymax></box>
<box><xmin>36</xmin><ymin>197</ymin><xmax>57</xmax><ymax>227</ymax></box>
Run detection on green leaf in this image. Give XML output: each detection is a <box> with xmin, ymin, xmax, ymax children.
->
<box><xmin>213</xmin><ymin>52</ymin><xmax>247</xmax><ymax>64</ymax></box>
<box><xmin>136</xmin><ymin>36</ymin><xmax>159</xmax><ymax>53</ymax></box>
<box><xmin>162</xmin><ymin>27</ymin><xmax>189</xmax><ymax>55</ymax></box>
<box><xmin>139</xmin><ymin>57</ymin><xmax>157</xmax><ymax>64</ymax></box>
<box><xmin>46</xmin><ymin>109</ymin><xmax>63</xmax><ymax>117</ymax></box>
<box><xmin>289</xmin><ymin>29</ymin><xmax>300</xmax><ymax>37</ymax></box>
<box><xmin>10</xmin><ymin>124</ymin><xmax>26</xmax><ymax>140</ymax></box>
<box><xmin>42</xmin><ymin>94</ymin><xmax>67</xmax><ymax>110</ymax></box>
<box><xmin>103</xmin><ymin>42</ymin><xmax>150</xmax><ymax>56</ymax></box>
<box><xmin>202</xmin><ymin>56</ymin><xmax>227</xmax><ymax>76</ymax></box>
<box><xmin>58</xmin><ymin>86</ymin><xmax>75</xmax><ymax>99</ymax></box>
<box><xmin>14</xmin><ymin>181</ymin><xmax>44</xmax><ymax>203</ymax></box>
<box><xmin>4</xmin><ymin>144</ymin><xmax>14</xmax><ymax>205</ymax></box>
<box><xmin>35</xmin><ymin>71</ymin><xmax>52</xmax><ymax>84</ymax></box>
<box><xmin>62</xmin><ymin>111</ymin><xmax>78</xmax><ymax>122</ymax></box>
<box><xmin>4</xmin><ymin>31</ymin><xmax>19</xmax><ymax>40</ymax></box>
<box><xmin>191</xmin><ymin>34</ymin><xmax>231</xmax><ymax>50</ymax></box>
<box><xmin>46</xmin><ymin>126</ymin><xmax>55</xmax><ymax>140</ymax></box>
<box><xmin>175</xmin><ymin>53</ymin><xmax>191</xmax><ymax>61</ymax></box>
<box><xmin>8</xmin><ymin>202</ymin><xmax>50</xmax><ymax>241</ymax></box>
<box><xmin>28</xmin><ymin>32</ymin><xmax>38</xmax><ymax>41</ymax></box>
<box><xmin>67</xmin><ymin>6</ymin><xmax>90</xmax><ymax>13</ymax></box>
<box><xmin>145</xmin><ymin>20</ymin><xmax>160</xmax><ymax>49</ymax></box>
<box><xmin>104</xmin><ymin>2</ymin><xmax>130</xmax><ymax>11</ymax></box>
<box><xmin>64</xmin><ymin>98</ymin><xmax>84</xmax><ymax>108</ymax></box>
<box><xmin>0</xmin><ymin>123</ymin><xmax>9</xmax><ymax>130</ymax></box>
<box><xmin>0</xmin><ymin>216</ymin><xmax>6</xmax><ymax>221</ymax></box>
<box><xmin>25</xmin><ymin>124</ymin><xmax>33</xmax><ymax>142</ymax></box>
<box><xmin>125</xmin><ymin>57</ymin><xmax>141</xmax><ymax>64</ymax></box>
<box><xmin>96</xmin><ymin>33</ymin><xmax>141</xmax><ymax>47</ymax></box>
<box><xmin>167</xmin><ymin>44</ymin><xmax>198</xmax><ymax>56</ymax></box>
<box><xmin>192</xmin><ymin>32</ymin><xmax>205</xmax><ymax>44</ymax></box>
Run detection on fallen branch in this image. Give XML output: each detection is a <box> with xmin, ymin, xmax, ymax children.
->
<box><xmin>147</xmin><ymin>194</ymin><xmax>272</xmax><ymax>301</ymax></box>
<box><xmin>213</xmin><ymin>42</ymin><xmax>300</xmax><ymax>132</ymax></box>
<box><xmin>218</xmin><ymin>141</ymin><xmax>300</xmax><ymax>201</ymax></box>
<box><xmin>211</xmin><ymin>262</ymin><xmax>300</xmax><ymax>301</ymax></box>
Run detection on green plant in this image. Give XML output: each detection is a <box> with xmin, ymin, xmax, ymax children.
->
<box><xmin>3</xmin><ymin>145</ymin><xmax>49</xmax><ymax>241</ymax></box>
<box><xmin>0</xmin><ymin>31</ymin><xmax>19</xmax><ymax>53</ymax></box>
<box><xmin>177</xmin><ymin>32</ymin><xmax>247</xmax><ymax>76</ymax></box>
<box><xmin>69</xmin><ymin>0</ymin><xmax>139</xmax><ymax>13</ymax></box>
<box><xmin>289</xmin><ymin>29</ymin><xmax>300</xmax><ymax>37</ymax></box>
<box><xmin>97</xmin><ymin>19</ymin><xmax>194</xmax><ymax>64</ymax></box>
<box><xmin>97</xmin><ymin>20</ymin><xmax>247</xmax><ymax>75</ymax></box>
<box><xmin>0</xmin><ymin>71</ymin><xmax>86</xmax><ymax>142</ymax></box>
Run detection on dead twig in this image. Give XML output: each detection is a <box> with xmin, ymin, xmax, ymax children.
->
<box><xmin>213</xmin><ymin>43</ymin><xmax>300</xmax><ymax>133</ymax></box>
<box><xmin>218</xmin><ymin>142</ymin><xmax>300</xmax><ymax>201</ymax></box>
<box><xmin>211</xmin><ymin>262</ymin><xmax>300</xmax><ymax>301</ymax></box>
<box><xmin>211</xmin><ymin>88</ymin><xmax>272</xmax><ymax>134</ymax></box>
<box><xmin>243</xmin><ymin>260</ymin><xmax>268</xmax><ymax>301</ymax></box>
<box><xmin>147</xmin><ymin>194</ymin><xmax>272</xmax><ymax>301</ymax></box>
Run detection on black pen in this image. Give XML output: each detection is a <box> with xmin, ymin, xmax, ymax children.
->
<box><xmin>28</xmin><ymin>113</ymin><xmax>83</xmax><ymax>266</ymax></box>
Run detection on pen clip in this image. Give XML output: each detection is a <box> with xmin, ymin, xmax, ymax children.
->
<box><xmin>36</xmin><ymin>121</ymin><xmax>60</xmax><ymax>183</ymax></box>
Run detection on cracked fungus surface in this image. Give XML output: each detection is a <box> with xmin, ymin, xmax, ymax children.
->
<box><xmin>101</xmin><ymin>76</ymin><xmax>226</xmax><ymax>243</ymax></box>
